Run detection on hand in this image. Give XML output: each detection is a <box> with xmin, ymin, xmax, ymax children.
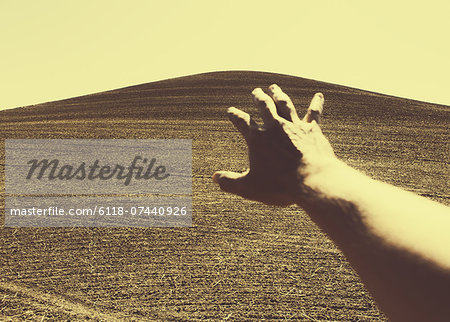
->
<box><xmin>212</xmin><ymin>85</ymin><xmax>336</xmax><ymax>206</ymax></box>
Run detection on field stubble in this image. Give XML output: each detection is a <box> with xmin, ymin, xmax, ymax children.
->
<box><xmin>1</xmin><ymin>71</ymin><xmax>448</xmax><ymax>320</ymax></box>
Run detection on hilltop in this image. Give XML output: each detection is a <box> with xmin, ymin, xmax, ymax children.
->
<box><xmin>2</xmin><ymin>71</ymin><xmax>448</xmax><ymax>122</ymax></box>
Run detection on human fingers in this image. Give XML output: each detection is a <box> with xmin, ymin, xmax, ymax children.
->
<box><xmin>212</xmin><ymin>170</ymin><xmax>249</xmax><ymax>196</ymax></box>
<box><xmin>227</xmin><ymin>107</ymin><xmax>257</xmax><ymax>141</ymax></box>
<box><xmin>303</xmin><ymin>93</ymin><xmax>324</xmax><ymax>123</ymax></box>
<box><xmin>268</xmin><ymin>84</ymin><xmax>301</xmax><ymax>123</ymax></box>
<box><xmin>252</xmin><ymin>88</ymin><xmax>280</xmax><ymax>126</ymax></box>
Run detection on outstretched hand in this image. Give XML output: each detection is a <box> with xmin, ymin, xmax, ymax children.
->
<box><xmin>213</xmin><ymin>85</ymin><xmax>336</xmax><ymax>206</ymax></box>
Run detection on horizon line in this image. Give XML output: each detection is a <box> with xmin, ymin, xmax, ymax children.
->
<box><xmin>1</xmin><ymin>70</ymin><xmax>449</xmax><ymax>112</ymax></box>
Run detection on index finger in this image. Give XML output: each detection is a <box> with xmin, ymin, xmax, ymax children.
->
<box><xmin>268</xmin><ymin>84</ymin><xmax>301</xmax><ymax>123</ymax></box>
<box><xmin>252</xmin><ymin>88</ymin><xmax>280</xmax><ymax>125</ymax></box>
<box><xmin>303</xmin><ymin>93</ymin><xmax>324</xmax><ymax>123</ymax></box>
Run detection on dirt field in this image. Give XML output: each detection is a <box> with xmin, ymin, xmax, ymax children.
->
<box><xmin>1</xmin><ymin>71</ymin><xmax>449</xmax><ymax>320</ymax></box>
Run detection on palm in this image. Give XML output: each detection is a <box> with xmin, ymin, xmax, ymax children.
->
<box><xmin>213</xmin><ymin>85</ymin><xmax>334</xmax><ymax>206</ymax></box>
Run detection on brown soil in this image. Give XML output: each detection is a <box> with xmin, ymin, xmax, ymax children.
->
<box><xmin>1</xmin><ymin>71</ymin><xmax>449</xmax><ymax>321</ymax></box>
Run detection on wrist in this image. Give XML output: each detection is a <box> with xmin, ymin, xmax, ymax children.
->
<box><xmin>295</xmin><ymin>158</ymin><xmax>374</xmax><ymax>250</ymax></box>
<box><xmin>299</xmin><ymin>157</ymin><xmax>348</xmax><ymax>193</ymax></box>
<box><xmin>296</xmin><ymin>158</ymin><xmax>368</xmax><ymax>209</ymax></box>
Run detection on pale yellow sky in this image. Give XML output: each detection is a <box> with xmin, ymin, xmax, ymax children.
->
<box><xmin>1</xmin><ymin>0</ymin><xmax>449</xmax><ymax>110</ymax></box>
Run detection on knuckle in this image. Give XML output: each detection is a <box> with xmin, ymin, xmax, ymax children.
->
<box><xmin>257</xmin><ymin>93</ymin><xmax>271</xmax><ymax>103</ymax></box>
<box><xmin>273</xmin><ymin>91</ymin><xmax>292</xmax><ymax>105</ymax></box>
<box><xmin>276</xmin><ymin>95</ymin><xmax>290</xmax><ymax>106</ymax></box>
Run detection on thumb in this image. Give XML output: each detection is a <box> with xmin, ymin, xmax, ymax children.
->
<box><xmin>212</xmin><ymin>170</ymin><xmax>249</xmax><ymax>195</ymax></box>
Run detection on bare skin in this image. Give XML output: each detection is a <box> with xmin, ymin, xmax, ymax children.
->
<box><xmin>213</xmin><ymin>85</ymin><xmax>450</xmax><ymax>322</ymax></box>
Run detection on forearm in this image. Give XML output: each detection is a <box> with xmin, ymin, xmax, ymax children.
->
<box><xmin>298</xmin><ymin>160</ymin><xmax>450</xmax><ymax>321</ymax></box>
<box><xmin>214</xmin><ymin>84</ymin><xmax>450</xmax><ymax>320</ymax></box>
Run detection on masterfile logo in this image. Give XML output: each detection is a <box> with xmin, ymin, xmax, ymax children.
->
<box><xmin>5</xmin><ymin>139</ymin><xmax>192</xmax><ymax>194</ymax></box>
<box><xmin>26</xmin><ymin>155</ymin><xmax>170</xmax><ymax>186</ymax></box>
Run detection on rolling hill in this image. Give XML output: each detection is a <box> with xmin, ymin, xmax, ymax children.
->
<box><xmin>1</xmin><ymin>71</ymin><xmax>449</xmax><ymax>320</ymax></box>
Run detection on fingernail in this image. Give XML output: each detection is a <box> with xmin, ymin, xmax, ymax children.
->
<box><xmin>315</xmin><ymin>93</ymin><xmax>324</xmax><ymax>100</ymax></box>
<box><xmin>252</xmin><ymin>88</ymin><xmax>264</xmax><ymax>96</ymax></box>
<box><xmin>212</xmin><ymin>172</ymin><xmax>221</xmax><ymax>183</ymax></box>
<box><xmin>268</xmin><ymin>84</ymin><xmax>280</xmax><ymax>93</ymax></box>
<box><xmin>227</xmin><ymin>106</ymin><xmax>237</xmax><ymax>115</ymax></box>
